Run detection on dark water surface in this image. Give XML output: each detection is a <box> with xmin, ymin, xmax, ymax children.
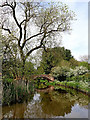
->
<box><xmin>2</xmin><ymin>86</ymin><xmax>89</xmax><ymax>118</ymax></box>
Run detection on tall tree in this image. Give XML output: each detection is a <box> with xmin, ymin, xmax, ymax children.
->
<box><xmin>39</xmin><ymin>47</ymin><xmax>73</xmax><ymax>74</ymax></box>
<box><xmin>0</xmin><ymin>0</ymin><xmax>75</xmax><ymax>78</ymax></box>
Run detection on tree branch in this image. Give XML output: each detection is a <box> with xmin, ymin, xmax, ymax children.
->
<box><xmin>28</xmin><ymin>31</ymin><xmax>44</xmax><ymax>40</ymax></box>
<box><xmin>21</xmin><ymin>15</ymin><xmax>64</xmax><ymax>50</ymax></box>
<box><xmin>0</xmin><ymin>25</ymin><xmax>19</xmax><ymax>40</ymax></box>
<box><xmin>21</xmin><ymin>32</ymin><xmax>44</xmax><ymax>50</ymax></box>
<box><xmin>21</xmin><ymin>27</ymin><xmax>62</xmax><ymax>50</ymax></box>
<box><xmin>0</xmin><ymin>2</ymin><xmax>22</xmax><ymax>47</ymax></box>
<box><xmin>1</xmin><ymin>26</ymin><xmax>11</xmax><ymax>34</ymax></box>
<box><xmin>0</xmin><ymin>3</ymin><xmax>13</xmax><ymax>9</ymax></box>
<box><xmin>43</xmin><ymin>44</ymin><xmax>47</xmax><ymax>52</ymax></box>
<box><xmin>20</xmin><ymin>14</ymin><xmax>35</xmax><ymax>26</ymax></box>
<box><xmin>20</xmin><ymin>19</ymin><xmax>26</xmax><ymax>26</ymax></box>
<box><xmin>25</xmin><ymin>33</ymin><xmax>46</xmax><ymax>60</ymax></box>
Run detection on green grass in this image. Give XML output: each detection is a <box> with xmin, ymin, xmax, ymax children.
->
<box><xmin>54</xmin><ymin>80</ymin><xmax>89</xmax><ymax>93</ymax></box>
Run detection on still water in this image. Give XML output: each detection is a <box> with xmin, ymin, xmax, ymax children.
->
<box><xmin>2</xmin><ymin>86</ymin><xmax>89</xmax><ymax>118</ymax></box>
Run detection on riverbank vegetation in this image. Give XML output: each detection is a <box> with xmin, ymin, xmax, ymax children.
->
<box><xmin>37</xmin><ymin>47</ymin><xmax>89</xmax><ymax>94</ymax></box>
<box><xmin>2</xmin><ymin>43</ymin><xmax>90</xmax><ymax>105</ymax></box>
<box><xmin>1</xmin><ymin>40</ymin><xmax>90</xmax><ymax>105</ymax></box>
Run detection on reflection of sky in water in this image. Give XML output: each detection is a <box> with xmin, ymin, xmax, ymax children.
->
<box><xmin>24</xmin><ymin>92</ymin><xmax>89</xmax><ymax>118</ymax></box>
<box><xmin>53</xmin><ymin>104</ymin><xmax>88</xmax><ymax>118</ymax></box>
<box><xmin>3</xmin><ymin>90</ymin><xmax>89</xmax><ymax>118</ymax></box>
<box><xmin>24</xmin><ymin>92</ymin><xmax>50</xmax><ymax>118</ymax></box>
<box><xmin>33</xmin><ymin>92</ymin><xmax>40</xmax><ymax>101</ymax></box>
<box><xmin>65</xmin><ymin>104</ymin><xmax>88</xmax><ymax>118</ymax></box>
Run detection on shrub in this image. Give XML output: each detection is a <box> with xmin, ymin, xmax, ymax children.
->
<box><xmin>73</xmin><ymin>66</ymin><xmax>88</xmax><ymax>76</ymax></box>
<box><xmin>51</xmin><ymin>66</ymin><xmax>70</xmax><ymax>81</ymax></box>
<box><xmin>66</xmin><ymin>68</ymin><xmax>74</xmax><ymax>77</ymax></box>
<box><xmin>3</xmin><ymin>81</ymin><xmax>16</xmax><ymax>105</ymax></box>
<box><xmin>79</xmin><ymin>61</ymin><xmax>88</xmax><ymax>69</ymax></box>
<box><xmin>67</xmin><ymin>66</ymin><xmax>88</xmax><ymax>77</ymax></box>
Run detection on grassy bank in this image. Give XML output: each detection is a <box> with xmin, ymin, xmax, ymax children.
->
<box><xmin>54</xmin><ymin>80</ymin><xmax>89</xmax><ymax>95</ymax></box>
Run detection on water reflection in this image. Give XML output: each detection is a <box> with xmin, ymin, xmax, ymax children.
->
<box><xmin>40</xmin><ymin>92</ymin><xmax>75</xmax><ymax>116</ymax></box>
<box><xmin>2</xmin><ymin>102</ymin><xmax>27</xmax><ymax>118</ymax></box>
<box><xmin>2</xmin><ymin>86</ymin><xmax>89</xmax><ymax>118</ymax></box>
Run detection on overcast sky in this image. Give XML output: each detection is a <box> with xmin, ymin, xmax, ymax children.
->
<box><xmin>61</xmin><ymin>1</ymin><xmax>88</xmax><ymax>61</ymax></box>
<box><xmin>41</xmin><ymin>0</ymin><xmax>89</xmax><ymax>61</ymax></box>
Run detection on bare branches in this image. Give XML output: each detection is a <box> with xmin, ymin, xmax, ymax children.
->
<box><xmin>0</xmin><ymin>1</ymin><xmax>22</xmax><ymax>46</ymax></box>
<box><xmin>25</xmin><ymin>32</ymin><xmax>46</xmax><ymax>60</ymax></box>
<box><xmin>21</xmin><ymin>32</ymin><xmax>44</xmax><ymax>49</ymax></box>
<box><xmin>20</xmin><ymin>19</ymin><xmax>26</xmax><ymax>26</ymax></box>
<box><xmin>0</xmin><ymin>3</ymin><xmax>13</xmax><ymax>9</ymax></box>
<box><xmin>27</xmin><ymin>32</ymin><xmax>44</xmax><ymax>41</ymax></box>
<box><xmin>0</xmin><ymin>1</ymin><xmax>16</xmax><ymax>9</ymax></box>
<box><xmin>43</xmin><ymin>44</ymin><xmax>47</xmax><ymax>52</ymax></box>
<box><xmin>21</xmin><ymin>27</ymin><xmax>64</xmax><ymax>50</ymax></box>
<box><xmin>0</xmin><ymin>24</ymin><xmax>18</xmax><ymax>40</ymax></box>
<box><xmin>1</xmin><ymin>25</ymin><xmax>11</xmax><ymax>34</ymax></box>
<box><xmin>0</xmin><ymin>1</ymin><xmax>75</xmax><ymax>64</ymax></box>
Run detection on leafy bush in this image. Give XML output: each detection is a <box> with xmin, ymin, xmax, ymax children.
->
<box><xmin>68</xmin><ymin>74</ymin><xmax>89</xmax><ymax>82</ymax></box>
<box><xmin>51</xmin><ymin>66</ymin><xmax>88</xmax><ymax>82</ymax></box>
<box><xmin>51</xmin><ymin>66</ymin><xmax>70</xmax><ymax>81</ymax></box>
<box><xmin>67</xmin><ymin>66</ymin><xmax>88</xmax><ymax>77</ymax></box>
<box><xmin>79</xmin><ymin>61</ymin><xmax>89</xmax><ymax>69</ymax></box>
<box><xmin>66</xmin><ymin>68</ymin><xmax>74</xmax><ymax>77</ymax></box>
<box><xmin>73</xmin><ymin>66</ymin><xmax>88</xmax><ymax>76</ymax></box>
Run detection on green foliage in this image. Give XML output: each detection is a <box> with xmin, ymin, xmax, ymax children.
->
<box><xmin>2</xmin><ymin>56</ymin><xmax>35</xmax><ymax>80</ymax></box>
<box><xmin>73</xmin><ymin>66</ymin><xmax>88</xmax><ymax>76</ymax></box>
<box><xmin>4</xmin><ymin>78</ymin><xmax>13</xmax><ymax>82</ymax></box>
<box><xmin>3</xmin><ymin>81</ymin><xmax>16</xmax><ymax>105</ymax></box>
<box><xmin>28</xmin><ymin>81</ymin><xmax>35</xmax><ymax>93</ymax></box>
<box><xmin>2</xmin><ymin>80</ymin><xmax>35</xmax><ymax>105</ymax></box>
<box><xmin>79</xmin><ymin>61</ymin><xmax>89</xmax><ymax>70</ymax></box>
<box><xmin>34</xmin><ymin>77</ymin><xmax>56</xmax><ymax>89</ymax></box>
<box><xmin>58</xmin><ymin>81</ymin><xmax>89</xmax><ymax>93</ymax></box>
<box><xmin>69</xmin><ymin>58</ymin><xmax>79</xmax><ymax>68</ymax></box>
<box><xmin>16</xmin><ymin>85</ymin><xmax>28</xmax><ymax>103</ymax></box>
<box><xmin>67</xmin><ymin>74</ymin><xmax>89</xmax><ymax>82</ymax></box>
<box><xmin>2</xmin><ymin>32</ymin><xmax>36</xmax><ymax>80</ymax></box>
<box><xmin>40</xmin><ymin>49</ymin><xmax>55</xmax><ymax>74</ymax></box>
<box><xmin>39</xmin><ymin>47</ymin><xmax>74</xmax><ymax>74</ymax></box>
<box><xmin>51</xmin><ymin>66</ymin><xmax>70</xmax><ymax>81</ymax></box>
<box><xmin>64</xmin><ymin>49</ymin><xmax>73</xmax><ymax>61</ymax></box>
<box><xmin>58</xmin><ymin>60</ymin><xmax>71</xmax><ymax>67</ymax></box>
<box><xmin>24</xmin><ymin>61</ymin><xmax>36</xmax><ymax>80</ymax></box>
<box><xmin>37</xmin><ymin>66</ymin><xmax>44</xmax><ymax>74</ymax></box>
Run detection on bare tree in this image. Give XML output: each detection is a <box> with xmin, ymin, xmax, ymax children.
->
<box><xmin>0</xmin><ymin>0</ymin><xmax>76</xmax><ymax>77</ymax></box>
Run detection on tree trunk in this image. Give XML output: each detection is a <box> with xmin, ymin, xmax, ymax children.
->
<box><xmin>22</xmin><ymin>59</ymin><xmax>25</xmax><ymax>79</ymax></box>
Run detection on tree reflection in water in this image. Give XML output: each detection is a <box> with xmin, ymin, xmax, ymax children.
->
<box><xmin>2</xmin><ymin>86</ymin><xmax>89</xmax><ymax>118</ymax></box>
